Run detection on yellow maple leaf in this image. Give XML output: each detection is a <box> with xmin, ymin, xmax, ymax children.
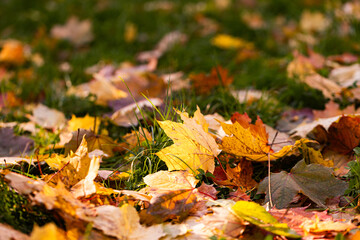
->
<box><xmin>219</xmin><ymin>120</ymin><xmax>294</xmax><ymax>161</ymax></box>
<box><xmin>45</xmin><ymin>136</ymin><xmax>100</xmax><ymax>197</ymax></box>
<box><xmin>68</xmin><ymin>114</ymin><xmax>100</xmax><ymax>132</ymax></box>
<box><xmin>156</xmin><ymin>107</ymin><xmax>221</xmax><ymax>174</ymax></box>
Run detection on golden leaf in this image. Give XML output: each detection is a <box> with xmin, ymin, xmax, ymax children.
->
<box><xmin>45</xmin><ymin>136</ymin><xmax>100</xmax><ymax>197</ymax></box>
<box><xmin>67</xmin><ymin>114</ymin><xmax>100</xmax><ymax>132</ymax></box>
<box><xmin>219</xmin><ymin>119</ymin><xmax>293</xmax><ymax>161</ymax></box>
<box><xmin>156</xmin><ymin>107</ymin><xmax>221</xmax><ymax>174</ymax></box>
<box><xmin>30</xmin><ymin>223</ymin><xmax>66</xmax><ymax>240</ymax></box>
<box><xmin>211</xmin><ymin>34</ymin><xmax>253</xmax><ymax>50</ymax></box>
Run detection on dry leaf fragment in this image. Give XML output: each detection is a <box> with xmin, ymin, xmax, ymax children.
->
<box><xmin>137</xmin><ymin>31</ymin><xmax>187</xmax><ymax>62</ymax></box>
<box><xmin>301</xmin><ymin>216</ymin><xmax>356</xmax><ymax>233</ymax></box>
<box><xmin>67</xmin><ymin>79</ymin><xmax>127</xmax><ymax>105</ymax></box>
<box><xmin>144</xmin><ymin>170</ymin><xmax>198</xmax><ymax>193</ymax></box>
<box><xmin>328</xmin><ymin>53</ymin><xmax>358</xmax><ymax>64</ymax></box>
<box><xmin>110</xmin><ymin>98</ymin><xmax>163</xmax><ymax>127</ymax></box>
<box><xmin>156</xmin><ymin>107</ymin><xmax>221</xmax><ymax>174</ymax></box>
<box><xmin>51</xmin><ymin>16</ymin><xmax>93</xmax><ymax>46</ymax></box>
<box><xmin>0</xmin><ymin>223</ymin><xmax>30</xmax><ymax>240</ymax></box>
<box><xmin>28</xmin><ymin>104</ymin><xmax>67</xmax><ymax>129</ymax></box>
<box><xmin>329</xmin><ymin>63</ymin><xmax>360</xmax><ymax>88</ymax></box>
<box><xmin>313</xmin><ymin>101</ymin><xmax>360</xmax><ymax>119</ymax></box>
<box><xmin>0</xmin><ymin>127</ymin><xmax>34</xmax><ymax>157</ymax></box>
<box><xmin>299</xmin><ymin>10</ymin><xmax>330</xmax><ymax>33</ymax></box>
<box><xmin>124</xmin><ymin>22</ymin><xmax>137</xmax><ymax>43</ymax></box>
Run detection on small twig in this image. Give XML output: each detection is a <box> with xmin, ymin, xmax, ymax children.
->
<box><xmin>35</xmin><ymin>148</ymin><xmax>43</xmax><ymax>176</ymax></box>
<box><xmin>267</xmin><ymin>131</ymin><xmax>279</xmax><ymax>208</ymax></box>
<box><xmin>268</xmin><ymin>151</ymin><xmax>273</xmax><ymax>208</ymax></box>
<box><xmin>46</xmin><ymin>160</ymin><xmax>70</xmax><ymax>183</ymax></box>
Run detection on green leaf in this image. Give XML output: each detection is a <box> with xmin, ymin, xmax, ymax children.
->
<box><xmin>231</xmin><ymin>201</ymin><xmax>301</xmax><ymax>238</ymax></box>
<box><xmin>257</xmin><ymin>160</ymin><xmax>348</xmax><ymax>209</ymax></box>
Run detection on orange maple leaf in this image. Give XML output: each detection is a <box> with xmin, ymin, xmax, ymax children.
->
<box><xmin>190</xmin><ymin>65</ymin><xmax>233</xmax><ymax>94</ymax></box>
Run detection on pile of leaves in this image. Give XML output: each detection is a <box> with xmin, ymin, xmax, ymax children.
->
<box><xmin>3</xmin><ymin>0</ymin><xmax>360</xmax><ymax>239</ymax></box>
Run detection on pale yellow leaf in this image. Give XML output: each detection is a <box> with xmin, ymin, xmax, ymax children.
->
<box><xmin>156</xmin><ymin>108</ymin><xmax>220</xmax><ymax>173</ymax></box>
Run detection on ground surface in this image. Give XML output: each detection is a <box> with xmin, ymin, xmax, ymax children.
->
<box><xmin>1</xmin><ymin>0</ymin><xmax>360</xmax><ymax>239</ymax></box>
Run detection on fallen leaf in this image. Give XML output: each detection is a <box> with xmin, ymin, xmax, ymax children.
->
<box><xmin>93</xmin><ymin>204</ymin><xmax>165</xmax><ymax>240</ymax></box>
<box><xmin>116</xmin><ymin>128</ymin><xmax>152</xmax><ymax>152</ymax></box>
<box><xmin>147</xmin><ymin>189</ymin><xmax>198</xmax><ymax>222</ymax></box>
<box><xmin>231</xmin><ymin>89</ymin><xmax>265</xmax><ymax>104</ymax></box>
<box><xmin>51</xmin><ymin>16</ymin><xmax>93</xmax><ymax>46</ymax></box>
<box><xmin>156</xmin><ymin>107</ymin><xmax>221</xmax><ymax>174</ymax></box>
<box><xmin>329</xmin><ymin>63</ymin><xmax>360</xmax><ymax>88</ymax></box>
<box><xmin>0</xmin><ymin>91</ymin><xmax>23</xmax><ymax>108</ymax></box>
<box><xmin>0</xmin><ymin>222</ymin><xmax>30</xmax><ymax>240</ymax></box>
<box><xmin>299</xmin><ymin>10</ymin><xmax>330</xmax><ymax>33</ymax></box>
<box><xmin>287</xmin><ymin>51</ymin><xmax>316</xmax><ymax>79</ymax></box>
<box><xmin>313</xmin><ymin>101</ymin><xmax>360</xmax><ymax>119</ymax></box>
<box><xmin>0</xmin><ymin>157</ymin><xmax>33</xmax><ymax>166</ymax></box>
<box><xmin>144</xmin><ymin>170</ymin><xmax>198</xmax><ymax>193</ymax></box>
<box><xmin>64</xmin><ymin>129</ymin><xmax>117</xmax><ymax>157</ymax></box>
<box><xmin>265</xmin><ymin>125</ymin><xmax>293</xmax><ymax>152</ymax></box>
<box><xmin>195</xmin><ymin>14</ymin><xmax>219</xmax><ymax>36</ymax></box>
<box><xmin>67</xmin><ymin>79</ymin><xmax>127</xmax><ymax>105</ymax></box>
<box><xmin>182</xmin><ymin>201</ymin><xmax>246</xmax><ymax>239</ymax></box>
<box><xmin>211</xmin><ymin>34</ymin><xmax>254</xmax><ymax>50</ymax></box>
<box><xmin>137</xmin><ymin>31</ymin><xmax>187</xmax><ymax>62</ymax></box>
<box><xmin>0</xmin><ymin>39</ymin><xmax>25</xmax><ymax>65</ymax></box>
<box><xmin>328</xmin><ymin>53</ymin><xmax>358</xmax><ymax>64</ymax></box>
<box><xmin>301</xmin><ymin>215</ymin><xmax>356</xmax><ymax>233</ymax></box>
<box><xmin>290</xmin><ymin>115</ymin><xmax>343</xmax><ymax>139</ymax></box>
<box><xmin>212</xmin><ymin>159</ymin><xmax>257</xmax><ymax>191</ymax></box>
<box><xmin>67</xmin><ymin>114</ymin><xmax>100</xmax><ymax>132</ymax></box>
<box><xmin>124</xmin><ymin>22</ymin><xmax>137</xmax><ymax>43</ymax></box>
<box><xmin>220</xmin><ymin>114</ymin><xmax>294</xmax><ymax>161</ymax></box>
<box><xmin>0</xmin><ymin>127</ymin><xmax>34</xmax><ymax>157</ymax></box>
<box><xmin>231</xmin><ymin>201</ymin><xmax>301</xmax><ymax>238</ymax></box>
<box><xmin>30</xmin><ymin>223</ymin><xmax>66</xmax><ymax>240</ymax></box>
<box><xmin>302</xmin><ymin>73</ymin><xmax>342</xmax><ymax>99</ymax></box>
<box><xmin>190</xmin><ymin>65</ymin><xmax>233</xmax><ymax>95</ymax></box>
<box><xmin>27</xmin><ymin>104</ymin><xmax>67</xmax><ymax>129</ymax></box>
<box><xmin>269</xmin><ymin>207</ymin><xmax>332</xmax><ymax>236</ymax></box>
<box><xmin>257</xmin><ymin>160</ymin><xmax>348</xmax><ymax>209</ymax></box>
<box><xmin>276</xmin><ymin>108</ymin><xmax>314</xmax><ymax>133</ymax></box>
<box><xmin>46</xmin><ymin>136</ymin><xmax>101</xmax><ymax>197</ymax></box>
<box><xmin>327</xmin><ymin>115</ymin><xmax>360</xmax><ymax>154</ymax></box>
<box><xmin>110</xmin><ymin>98</ymin><xmax>163</xmax><ymax>127</ymax></box>
<box><xmin>296</xmin><ymin>138</ymin><xmax>333</xmax><ymax>167</ymax></box>
<box><xmin>241</xmin><ymin>11</ymin><xmax>265</xmax><ymax>29</ymax></box>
